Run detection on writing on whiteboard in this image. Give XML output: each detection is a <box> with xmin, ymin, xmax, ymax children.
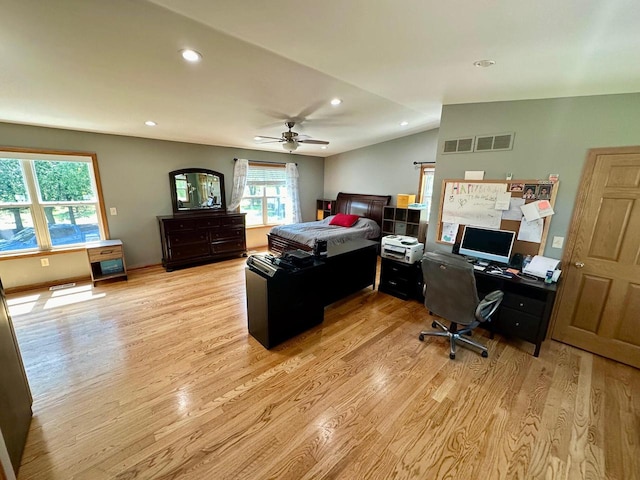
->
<box><xmin>442</xmin><ymin>182</ymin><xmax>506</xmax><ymax>229</ymax></box>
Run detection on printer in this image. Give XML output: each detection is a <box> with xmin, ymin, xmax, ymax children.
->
<box><xmin>381</xmin><ymin>235</ymin><xmax>424</xmax><ymax>264</ymax></box>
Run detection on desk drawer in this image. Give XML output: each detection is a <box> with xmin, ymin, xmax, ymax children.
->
<box><xmin>501</xmin><ymin>293</ymin><xmax>545</xmax><ymax>317</ymax></box>
<box><xmin>88</xmin><ymin>245</ymin><xmax>123</xmax><ymax>263</ymax></box>
<box><xmin>494</xmin><ymin>307</ymin><xmax>539</xmax><ymax>343</ymax></box>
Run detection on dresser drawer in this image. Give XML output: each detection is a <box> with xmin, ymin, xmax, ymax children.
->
<box><xmin>501</xmin><ymin>292</ymin><xmax>546</xmax><ymax>317</ymax></box>
<box><xmin>168</xmin><ymin>231</ymin><xmax>208</xmax><ymax>247</ymax></box>
<box><xmin>211</xmin><ymin>239</ymin><xmax>245</xmax><ymax>254</ymax></box>
<box><xmin>197</xmin><ymin>217</ymin><xmax>222</xmax><ymax>228</ymax></box>
<box><xmin>493</xmin><ymin>307</ymin><xmax>540</xmax><ymax>343</ymax></box>
<box><xmin>383</xmin><ymin>260</ymin><xmax>416</xmax><ymax>282</ymax></box>
<box><xmin>221</xmin><ymin>215</ymin><xmax>245</xmax><ymax>228</ymax></box>
<box><xmin>169</xmin><ymin>244</ymin><xmax>210</xmax><ymax>260</ymax></box>
<box><xmin>163</xmin><ymin>219</ymin><xmax>197</xmax><ymax>232</ymax></box>
<box><xmin>210</xmin><ymin>227</ymin><xmax>244</xmax><ymax>241</ymax></box>
<box><xmin>87</xmin><ymin>245</ymin><xmax>123</xmax><ymax>263</ymax></box>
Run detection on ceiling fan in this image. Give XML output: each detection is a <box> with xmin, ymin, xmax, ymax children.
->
<box><xmin>255</xmin><ymin>121</ymin><xmax>329</xmax><ymax>152</ymax></box>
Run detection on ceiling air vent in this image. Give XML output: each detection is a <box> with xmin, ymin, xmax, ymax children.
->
<box><xmin>442</xmin><ymin>137</ymin><xmax>474</xmax><ymax>154</ymax></box>
<box><xmin>474</xmin><ymin>132</ymin><xmax>515</xmax><ymax>152</ymax></box>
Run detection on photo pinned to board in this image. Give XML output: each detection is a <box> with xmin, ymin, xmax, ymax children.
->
<box><xmin>522</xmin><ymin>184</ymin><xmax>537</xmax><ymax>200</ymax></box>
<box><xmin>537</xmin><ymin>183</ymin><xmax>552</xmax><ymax>200</ymax></box>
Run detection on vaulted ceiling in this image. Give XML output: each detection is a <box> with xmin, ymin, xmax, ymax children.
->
<box><xmin>2</xmin><ymin>0</ymin><xmax>639</xmax><ymax>156</ymax></box>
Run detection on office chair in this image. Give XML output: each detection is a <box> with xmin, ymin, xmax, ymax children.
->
<box><xmin>419</xmin><ymin>251</ymin><xmax>504</xmax><ymax>359</ymax></box>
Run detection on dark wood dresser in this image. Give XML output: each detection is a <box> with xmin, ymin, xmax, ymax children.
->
<box><xmin>158</xmin><ymin>213</ymin><xmax>247</xmax><ymax>271</ymax></box>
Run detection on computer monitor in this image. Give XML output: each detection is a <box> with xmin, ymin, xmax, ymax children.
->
<box><xmin>458</xmin><ymin>226</ymin><xmax>515</xmax><ymax>265</ymax></box>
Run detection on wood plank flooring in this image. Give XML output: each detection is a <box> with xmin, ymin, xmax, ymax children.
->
<box><xmin>7</xmin><ymin>256</ymin><xmax>640</xmax><ymax>479</ymax></box>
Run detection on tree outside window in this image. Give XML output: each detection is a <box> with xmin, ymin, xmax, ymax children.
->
<box><xmin>240</xmin><ymin>164</ymin><xmax>288</xmax><ymax>227</ymax></box>
<box><xmin>0</xmin><ymin>151</ymin><xmax>106</xmax><ymax>254</ymax></box>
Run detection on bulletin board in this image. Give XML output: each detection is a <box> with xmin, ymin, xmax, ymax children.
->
<box><xmin>435</xmin><ymin>179</ymin><xmax>559</xmax><ymax>257</ymax></box>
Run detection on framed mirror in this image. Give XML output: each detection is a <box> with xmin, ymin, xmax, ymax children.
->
<box><xmin>169</xmin><ymin>168</ymin><xmax>226</xmax><ymax>214</ymax></box>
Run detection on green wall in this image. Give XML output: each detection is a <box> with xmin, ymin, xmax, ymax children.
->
<box><xmin>0</xmin><ymin>122</ymin><xmax>324</xmax><ymax>288</ymax></box>
<box><xmin>428</xmin><ymin>93</ymin><xmax>640</xmax><ymax>257</ymax></box>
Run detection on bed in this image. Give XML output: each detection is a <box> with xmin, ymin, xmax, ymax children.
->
<box><xmin>267</xmin><ymin>192</ymin><xmax>391</xmax><ymax>254</ymax></box>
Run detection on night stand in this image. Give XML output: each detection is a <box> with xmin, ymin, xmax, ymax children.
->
<box><xmin>86</xmin><ymin>239</ymin><xmax>127</xmax><ymax>286</ymax></box>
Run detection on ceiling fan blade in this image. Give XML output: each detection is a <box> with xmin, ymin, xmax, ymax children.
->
<box><xmin>298</xmin><ymin>139</ymin><xmax>329</xmax><ymax>145</ymax></box>
<box><xmin>255</xmin><ymin>136</ymin><xmax>283</xmax><ymax>141</ymax></box>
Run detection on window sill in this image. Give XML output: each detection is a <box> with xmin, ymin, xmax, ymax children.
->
<box><xmin>0</xmin><ymin>246</ymin><xmax>87</xmax><ymax>262</ymax></box>
<box><xmin>245</xmin><ymin>224</ymin><xmax>285</xmax><ymax>230</ymax></box>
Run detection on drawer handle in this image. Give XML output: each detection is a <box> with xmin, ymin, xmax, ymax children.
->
<box><xmin>101</xmin><ymin>250</ymin><xmax>114</xmax><ymax>254</ymax></box>
<box><xmin>519</xmin><ymin>302</ymin><xmax>524</xmax><ymax>307</ymax></box>
<box><xmin>515</xmin><ymin>322</ymin><xmax>520</xmax><ymax>327</ymax></box>
<box><xmin>389</xmin><ymin>281</ymin><xmax>397</xmax><ymax>286</ymax></box>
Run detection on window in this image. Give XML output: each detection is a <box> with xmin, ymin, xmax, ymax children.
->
<box><xmin>240</xmin><ymin>163</ymin><xmax>288</xmax><ymax>227</ymax></box>
<box><xmin>418</xmin><ymin>166</ymin><xmax>436</xmax><ymax>218</ymax></box>
<box><xmin>0</xmin><ymin>149</ymin><xmax>107</xmax><ymax>255</ymax></box>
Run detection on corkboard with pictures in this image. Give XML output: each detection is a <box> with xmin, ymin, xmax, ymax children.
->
<box><xmin>436</xmin><ymin>178</ymin><xmax>559</xmax><ymax>257</ymax></box>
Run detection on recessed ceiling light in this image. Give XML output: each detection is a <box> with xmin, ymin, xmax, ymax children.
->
<box><xmin>254</xmin><ymin>136</ymin><xmax>263</xmax><ymax>141</ymax></box>
<box><xmin>400</xmin><ymin>121</ymin><xmax>409</xmax><ymax>126</ymax></box>
<box><xmin>145</xmin><ymin>120</ymin><xmax>157</xmax><ymax>127</ymax></box>
<box><xmin>473</xmin><ymin>59</ymin><xmax>495</xmax><ymax>68</ymax></box>
<box><xmin>180</xmin><ymin>49</ymin><xmax>202</xmax><ymax>62</ymax></box>
<box><xmin>320</xmin><ymin>146</ymin><xmax>328</xmax><ymax>149</ymax></box>
<box><xmin>330</xmin><ymin>98</ymin><xmax>342</xmax><ymax>106</ymax></box>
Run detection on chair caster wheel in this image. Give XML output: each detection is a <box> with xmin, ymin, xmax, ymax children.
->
<box><xmin>431</xmin><ymin>321</ymin><xmax>437</xmax><ymax>328</ymax></box>
<box><xmin>481</xmin><ymin>351</ymin><xmax>488</xmax><ymax>358</ymax></box>
<box><xmin>449</xmin><ymin>353</ymin><xmax>455</xmax><ymax>359</ymax></box>
<box><xmin>418</xmin><ymin>334</ymin><xmax>425</xmax><ymax>342</ymax></box>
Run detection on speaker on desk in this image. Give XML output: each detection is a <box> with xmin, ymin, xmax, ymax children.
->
<box><xmin>452</xmin><ymin>242</ymin><xmax>461</xmax><ymax>255</ymax></box>
<box><xmin>509</xmin><ymin>253</ymin><xmax>523</xmax><ymax>269</ymax></box>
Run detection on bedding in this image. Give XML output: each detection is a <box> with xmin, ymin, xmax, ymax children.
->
<box><xmin>269</xmin><ymin>215</ymin><xmax>381</xmax><ymax>248</ymax></box>
<box><xmin>268</xmin><ymin>192</ymin><xmax>391</xmax><ymax>254</ymax></box>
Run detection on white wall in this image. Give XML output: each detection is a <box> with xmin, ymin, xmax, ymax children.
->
<box><xmin>428</xmin><ymin>93</ymin><xmax>640</xmax><ymax>257</ymax></box>
<box><xmin>0</xmin><ymin>122</ymin><xmax>324</xmax><ymax>289</ymax></box>
<box><xmin>324</xmin><ymin>129</ymin><xmax>439</xmax><ymax>202</ymax></box>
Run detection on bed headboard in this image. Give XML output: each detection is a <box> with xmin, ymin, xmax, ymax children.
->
<box><xmin>334</xmin><ymin>192</ymin><xmax>392</xmax><ymax>227</ymax></box>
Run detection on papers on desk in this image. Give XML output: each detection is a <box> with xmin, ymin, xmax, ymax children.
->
<box><xmin>523</xmin><ymin>255</ymin><xmax>560</xmax><ymax>278</ymax></box>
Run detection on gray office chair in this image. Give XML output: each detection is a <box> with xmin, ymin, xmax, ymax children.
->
<box><xmin>419</xmin><ymin>251</ymin><xmax>504</xmax><ymax>359</ymax></box>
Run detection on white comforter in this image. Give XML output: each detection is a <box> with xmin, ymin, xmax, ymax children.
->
<box><xmin>269</xmin><ymin>216</ymin><xmax>381</xmax><ymax>247</ymax></box>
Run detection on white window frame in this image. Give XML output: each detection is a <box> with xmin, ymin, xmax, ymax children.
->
<box><xmin>0</xmin><ymin>147</ymin><xmax>108</xmax><ymax>257</ymax></box>
<box><xmin>418</xmin><ymin>165</ymin><xmax>436</xmax><ymax>219</ymax></box>
<box><xmin>240</xmin><ymin>163</ymin><xmax>288</xmax><ymax>227</ymax></box>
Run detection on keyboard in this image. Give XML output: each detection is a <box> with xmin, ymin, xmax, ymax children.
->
<box><xmin>473</xmin><ymin>265</ymin><xmax>485</xmax><ymax>271</ymax></box>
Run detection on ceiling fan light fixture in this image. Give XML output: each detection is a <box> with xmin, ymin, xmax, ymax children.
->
<box><xmin>180</xmin><ymin>49</ymin><xmax>202</xmax><ymax>62</ymax></box>
<box><xmin>282</xmin><ymin>141</ymin><xmax>298</xmax><ymax>152</ymax></box>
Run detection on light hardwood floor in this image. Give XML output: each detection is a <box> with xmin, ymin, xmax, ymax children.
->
<box><xmin>8</xmin><ymin>257</ymin><xmax>640</xmax><ymax>479</ymax></box>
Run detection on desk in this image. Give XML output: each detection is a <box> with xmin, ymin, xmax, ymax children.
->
<box><xmin>245</xmin><ymin>239</ymin><xmax>378</xmax><ymax>348</ymax></box>
<box><xmin>474</xmin><ymin>271</ymin><xmax>557</xmax><ymax>357</ymax></box>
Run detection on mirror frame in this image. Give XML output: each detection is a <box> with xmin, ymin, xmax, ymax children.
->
<box><xmin>169</xmin><ymin>168</ymin><xmax>226</xmax><ymax>214</ymax></box>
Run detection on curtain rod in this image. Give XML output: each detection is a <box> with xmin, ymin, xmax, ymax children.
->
<box><xmin>413</xmin><ymin>161</ymin><xmax>436</xmax><ymax>165</ymax></box>
<box><xmin>234</xmin><ymin>157</ymin><xmax>297</xmax><ymax>166</ymax></box>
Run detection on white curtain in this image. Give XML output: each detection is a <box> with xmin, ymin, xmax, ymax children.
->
<box><xmin>228</xmin><ymin>158</ymin><xmax>248</xmax><ymax>211</ymax></box>
<box><xmin>285</xmin><ymin>162</ymin><xmax>302</xmax><ymax>224</ymax></box>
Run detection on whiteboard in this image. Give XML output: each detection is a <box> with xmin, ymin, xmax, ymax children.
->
<box><xmin>441</xmin><ymin>182</ymin><xmax>506</xmax><ymax>229</ymax></box>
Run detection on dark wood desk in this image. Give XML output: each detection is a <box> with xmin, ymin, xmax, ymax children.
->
<box><xmin>474</xmin><ymin>271</ymin><xmax>557</xmax><ymax>357</ymax></box>
<box><xmin>245</xmin><ymin>239</ymin><xmax>378</xmax><ymax>348</ymax></box>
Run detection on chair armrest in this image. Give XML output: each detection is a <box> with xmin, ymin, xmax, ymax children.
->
<box><xmin>475</xmin><ymin>290</ymin><xmax>504</xmax><ymax>322</ymax></box>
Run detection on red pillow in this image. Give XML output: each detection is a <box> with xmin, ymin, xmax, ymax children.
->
<box><xmin>329</xmin><ymin>213</ymin><xmax>360</xmax><ymax>227</ymax></box>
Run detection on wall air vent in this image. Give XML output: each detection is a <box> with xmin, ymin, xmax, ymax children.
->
<box><xmin>442</xmin><ymin>137</ymin><xmax>474</xmax><ymax>154</ymax></box>
<box><xmin>474</xmin><ymin>132</ymin><xmax>515</xmax><ymax>152</ymax></box>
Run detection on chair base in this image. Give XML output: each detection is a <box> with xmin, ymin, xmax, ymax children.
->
<box><xmin>419</xmin><ymin>320</ymin><xmax>489</xmax><ymax>359</ymax></box>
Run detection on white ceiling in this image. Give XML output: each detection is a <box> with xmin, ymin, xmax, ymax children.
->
<box><xmin>2</xmin><ymin>0</ymin><xmax>639</xmax><ymax>157</ymax></box>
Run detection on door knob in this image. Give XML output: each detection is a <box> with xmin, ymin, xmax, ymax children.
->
<box><xmin>574</xmin><ymin>262</ymin><xmax>585</xmax><ymax>268</ymax></box>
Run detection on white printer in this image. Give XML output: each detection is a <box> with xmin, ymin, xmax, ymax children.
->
<box><xmin>381</xmin><ymin>235</ymin><xmax>424</xmax><ymax>264</ymax></box>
